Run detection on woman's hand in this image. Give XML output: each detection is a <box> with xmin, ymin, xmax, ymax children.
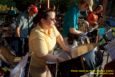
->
<box><xmin>63</xmin><ymin>46</ymin><xmax>70</xmax><ymax>52</ymax></box>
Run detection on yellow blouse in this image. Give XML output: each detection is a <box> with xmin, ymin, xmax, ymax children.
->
<box><xmin>29</xmin><ymin>25</ymin><xmax>59</xmax><ymax>67</ymax></box>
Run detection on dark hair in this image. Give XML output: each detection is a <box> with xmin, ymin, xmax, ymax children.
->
<box><xmin>33</xmin><ymin>8</ymin><xmax>55</xmax><ymax>24</ymax></box>
<box><xmin>79</xmin><ymin>0</ymin><xmax>87</xmax><ymax>5</ymax></box>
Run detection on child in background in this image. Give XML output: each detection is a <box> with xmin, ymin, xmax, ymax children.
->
<box><xmin>87</xmin><ymin>5</ymin><xmax>104</xmax><ymax>43</ymax></box>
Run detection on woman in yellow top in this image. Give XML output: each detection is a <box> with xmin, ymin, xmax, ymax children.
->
<box><xmin>29</xmin><ymin>8</ymin><xmax>69</xmax><ymax>77</ymax></box>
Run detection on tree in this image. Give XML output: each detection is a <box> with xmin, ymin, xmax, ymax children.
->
<box><xmin>13</xmin><ymin>0</ymin><xmax>36</xmax><ymax>12</ymax></box>
<box><xmin>0</xmin><ymin>0</ymin><xmax>15</xmax><ymax>7</ymax></box>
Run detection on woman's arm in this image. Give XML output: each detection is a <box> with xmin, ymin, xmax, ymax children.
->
<box><xmin>52</xmin><ymin>25</ymin><xmax>70</xmax><ymax>52</ymax></box>
<box><xmin>39</xmin><ymin>54</ymin><xmax>65</xmax><ymax>62</ymax></box>
<box><xmin>56</xmin><ymin>33</ymin><xmax>70</xmax><ymax>52</ymax></box>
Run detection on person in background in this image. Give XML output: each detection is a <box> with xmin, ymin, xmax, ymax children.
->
<box><xmin>93</xmin><ymin>5</ymin><xmax>103</xmax><ymax>17</ymax></box>
<box><xmin>16</xmin><ymin>4</ymin><xmax>38</xmax><ymax>38</ymax></box>
<box><xmin>62</xmin><ymin>0</ymin><xmax>93</xmax><ymax>46</ymax></box>
<box><xmin>15</xmin><ymin>4</ymin><xmax>38</xmax><ymax>56</ymax></box>
<box><xmin>8</xmin><ymin>6</ymin><xmax>16</xmax><ymax>14</ymax></box>
<box><xmin>87</xmin><ymin>10</ymin><xmax>99</xmax><ymax>43</ymax></box>
<box><xmin>62</xmin><ymin>0</ymin><xmax>96</xmax><ymax>70</ymax></box>
<box><xmin>8</xmin><ymin>6</ymin><xmax>17</xmax><ymax>19</ymax></box>
<box><xmin>87</xmin><ymin>11</ymin><xmax>98</xmax><ymax>26</ymax></box>
<box><xmin>93</xmin><ymin>5</ymin><xmax>107</xmax><ymax>44</ymax></box>
<box><xmin>29</xmin><ymin>8</ymin><xmax>69</xmax><ymax>77</ymax></box>
<box><xmin>87</xmin><ymin>5</ymin><xmax>104</xmax><ymax>43</ymax></box>
<box><xmin>87</xmin><ymin>5</ymin><xmax>103</xmax><ymax>27</ymax></box>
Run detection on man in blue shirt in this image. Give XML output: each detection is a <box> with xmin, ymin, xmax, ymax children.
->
<box><xmin>15</xmin><ymin>4</ymin><xmax>38</xmax><ymax>56</ymax></box>
<box><xmin>62</xmin><ymin>0</ymin><xmax>96</xmax><ymax>71</ymax></box>
<box><xmin>62</xmin><ymin>0</ymin><xmax>93</xmax><ymax>44</ymax></box>
<box><xmin>62</xmin><ymin>4</ymin><xmax>80</xmax><ymax>38</ymax></box>
<box><xmin>16</xmin><ymin>4</ymin><xmax>38</xmax><ymax>38</ymax></box>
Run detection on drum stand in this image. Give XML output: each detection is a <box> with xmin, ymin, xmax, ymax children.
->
<box><xmin>54</xmin><ymin>52</ymin><xmax>72</xmax><ymax>77</ymax></box>
<box><xmin>55</xmin><ymin>61</ymin><xmax>58</xmax><ymax>77</ymax></box>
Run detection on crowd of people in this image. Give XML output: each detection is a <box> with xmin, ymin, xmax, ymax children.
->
<box><xmin>1</xmin><ymin>0</ymin><xmax>114</xmax><ymax>77</ymax></box>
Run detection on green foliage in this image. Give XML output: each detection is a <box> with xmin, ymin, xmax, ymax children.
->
<box><xmin>0</xmin><ymin>0</ymin><xmax>79</xmax><ymax>12</ymax></box>
<box><xmin>0</xmin><ymin>0</ymin><xmax>16</xmax><ymax>12</ymax></box>
<box><xmin>0</xmin><ymin>0</ymin><xmax>15</xmax><ymax>6</ymax></box>
<box><xmin>14</xmin><ymin>0</ymin><xmax>37</xmax><ymax>11</ymax></box>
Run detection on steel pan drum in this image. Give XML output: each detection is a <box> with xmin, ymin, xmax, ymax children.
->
<box><xmin>47</xmin><ymin>47</ymin><xmax>97</xmax><ymax>77</ymax></box>
<box><xmin>71</xmin><ymin>43</ymin><xmax>97</xmax><ymax>58</ymax></box>
<box><xmin>47</xmin><ymin>50</ymin><xmax>71</xmax><ymax>77</ymax></box>
<box><xmin>0</xmin><ymin>46</ymin><xmax>15</xmax><ymax>64</ymax></box>
<box><xmin>0</xmin><ymin>46</ymin><xmax>21</xmax><ymax>64</ymax></box>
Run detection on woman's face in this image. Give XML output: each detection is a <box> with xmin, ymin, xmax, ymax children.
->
<box><xmin>45</xmin><ymin>11</ymin><xmax>56</xmax><ymax>28</ymax></box>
